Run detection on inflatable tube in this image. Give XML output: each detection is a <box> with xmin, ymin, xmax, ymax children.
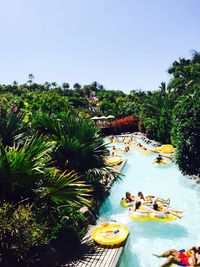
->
<box><xmin>112</xmin><ymin>149</ymin><xmax>128</xmax><ymax>154</ymax></box>
<box><xmin>155</xmin><ymin>147</ymin><xmax>162</xmax><ymax>152</ymax></box>
<box><xmin>149</xmin><ymin>212</ymin><xmax>177</xmax><ymax>222</ymax></box>
<box><xmin>128</xmin><ymin>210</ymin><xmax>151</xmax><ymax>221</ymax></box>
<box><xmin>120</xmin><ymin>199</ymin><xmax>133</xmax><ymax>208</ymax></box>
<box><xmin>155</xmin><ymin>145</ymin><xmax>174</xmax><ymax>154</ymax></box>
<box><xmin>161</xmin><ymin>145</ymin><xmax>174</xmax><ymax>154</ymax></box>
<box><xmin>153</xmin><ymin>158</ymin><xmax>169</xmax><ymax>165</ymax></box>
<box><xmin>145</xmin><ymin>196</ymin><xmax>170</xmax><ymax>206</ymax></box>
<box><xmin>91</xmin><ymin>223</ymin><xmax>129</xmax><ymax>246</ymax></box>
<box><xmin>129</xmin><ymin>208</ymin><xmax>181</xmax><ymax>222</ymax></box>
<box><xmin>105</xmin><ymin>156</ymin><xmax>122</xmax><ymax>166</ymax></box>
<box><xmin>136</xmin><ymin>148</ymin><xmax>152</xmax><ymax>154</ymax></box>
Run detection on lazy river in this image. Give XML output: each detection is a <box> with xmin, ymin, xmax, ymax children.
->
<box><xmin>99</xmin><ymin>137</ymin><xmax>200</xmax><ymax>267</ymax></box>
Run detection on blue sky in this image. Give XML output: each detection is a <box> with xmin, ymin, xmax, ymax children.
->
<box><xmin>0</xmin><ymin>0</ymin><xmax>199</xmax><ymax>92</ymax></box>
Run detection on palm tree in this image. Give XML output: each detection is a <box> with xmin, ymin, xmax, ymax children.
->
<box><xmin>32</xmin><ymin>112</ymin><xmax>119</xmax><ymax>202</ymax></box>
<box><xmin>12</xmin><ymin>81</ymin><xmax>18</xmax><ymax>86</ymax></box>
<box><xmin>62</xmin><ymin>82</ymin><xmax>70</xmax><ymax>90</ymax></box>
<box><xmin>168</xmin><ymin>58</ymin><xmax>190</xmax><ymax>75</ymax></box>
<box><xmin>44</xmin><ymin>81</ymin><xmax>51</xmax><ymax>90</ymax></box>
<box><xmin>27</xmin><ymin>74</ymin><xmax>34</xmax><ymax>86</ymax></box>
<box><xmin>73</xmin><ymin>83</ymin><xmax>81</xmax><ymax>90</ymax></box>
<box><xmin>43</xmin><ymin>169</ymin><xmax>91</xmax><ymax>206</ymax></box>
<box><xmin>0</xmin><ymin>108</ymin><xmax>28</xmax><ymax>147</ymax></box>
<box><xmin>51</xmin><ymin>82</ymin><xmax>57</xmax><ymax>89</ymax></box>
<box><xmin>91</xmin><ymin>81</ymin><xmax>98</xmax><ymax>90</ymax></box>
<box><xmin>0</xmin><ymin>135</ymin><xmax>53</xmax><ymax>201</ymax></box>
<box><xmin>140</xmin><ymin>90</ymin><xmax>173</xmax><ymax>142</ymax></box>
<box><xmin>191</xmin><ymin>50</ymin><xmax>200</xmax><ymax>64</ymax></box>
<box><xmin>98</xmin><ymin>84</ymin><xmax>105</xmax><ymax>90</ymax></box>
<box><xmin>159</xmin><ymin>81</ymin><xmax>167</xmax><ymax>96</ymax></box>
<box><xmin>0</xmin><ymin>135</ymin><xmax>91</xmax><ymax>206</ymax></box>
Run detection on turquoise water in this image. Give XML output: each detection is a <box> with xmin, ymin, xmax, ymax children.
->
<box><xmin>99</xmin><ymin>138</ymin><xmax>200</xmax><ymax>267</ymax></box>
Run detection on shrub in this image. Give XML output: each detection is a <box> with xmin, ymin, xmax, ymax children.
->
<box><xmin>172</xmin><ymin>86</ymin><xmax>200</xmax><ymax>176</ymax></box>
<box><xmin>0</xmin><ymin>203</ymin><xmax>46</xmax><ymax>265</ymax></box>
<box><xmin>114</xmin><ymin>116</ymin><xmax>138</xmax><ymax>133</ymax></box>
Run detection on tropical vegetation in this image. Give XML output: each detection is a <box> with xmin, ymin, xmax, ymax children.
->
<box><xmin>0</xmin><ymin>50</ymin><xmax>200</xmax><ymax>266</ymax></box>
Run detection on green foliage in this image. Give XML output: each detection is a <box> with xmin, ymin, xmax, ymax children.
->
<box><xmin>44</xmin><ymin>169</ymin><xmax>92</xmax><ymax>206</ymax></box>
<box><xmin>0</xmin><ymin>104</ymin><xmax>28</xmax><ymax>147</ymax></box>
<box><xmin>32</xmin><ymin>112</ymin><xmax>109</xmax><ymax>172</ymax></box>
<box><xmin>0</xmin><ymin>202</ymin><xmax>46</xmax><ymax>264</ymax></box>
<box><xmin>172</xmin><ymin>86</ymin><xmax>200</xmax><ymax>176</ymax></box>
<box><xmin>0</xmin><ymin>114</ymin><xmax>93</xmax><ymax>265</ymax></box>
<box><xmin>0</xmin><ymin>50</ymin><xmax>200</xmax><ymax>265</ymax></box>
<box><xmin>140</xmin><ymin>89</ymin><xmax>173</xmax><ymax>143</ymax></box>
<box><xmin>0</xmin><ymin>201</ymin><xmax>88</xmax><ymax>265</ymax></box>
<box><xmin>0</xmin><ymin>135</ymin><xmax>92</xmax><ymax>208</ymax></box>
<box><xmin>23</xmin><ymin>91</ymin><xmax>71</xmax><ymax>114</ymax></box>
<box><xmin>31</xmin><ymin>111</ymin><xmax>118</xmax><ymax>202</ymax></box>
<box><xmin>0</xmin><ymin>135</ymin><xmax>54</xmax><ymax>201</ymax></box>
<box><xmin>58</xmin><ymin>203</ymin><xmax>88</xmax><ymax>239</ymax></box>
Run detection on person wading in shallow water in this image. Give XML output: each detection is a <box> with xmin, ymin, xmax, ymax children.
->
<box><xmin>152</xmin><ymin>244</ymin><xmax>200</xmax><ymax>267</ymax></box>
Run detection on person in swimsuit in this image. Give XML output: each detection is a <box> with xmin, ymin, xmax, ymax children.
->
<box><xmin>152</xmin><ymin>244</ymin><xmax>200</xmax><ymax>267</ymax></box>
<box><xmin>155</xmin><ymin>154</ymin><xmax>163</xmax><ymax>163</ymax></box>
<box><xmin>137</xmin><ymin>191</ymin><xmax>146</xmax><ymax>203</ymax></box>
<box><xmin>134</xmin><ymin>201</ymin><xmax>142</xmax><ymax>211</ymax></box>
<box><xmin>133</xmin><ymin>201</ymin><xmax>152</xmax><ymax>218</ymax></box>
<box><xmin>152</xmin><ymin>201</ymin><xmax>182</xmax><ymax>218</ymax></box>
<box><xmin>125</xmin><ymin>192</ymin><xmax>135</xmax><ymax>203</ymax></box>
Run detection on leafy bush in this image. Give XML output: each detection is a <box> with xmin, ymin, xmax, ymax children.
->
<box><xmin>172</xmin><ymin>86</ymin><xmax>200</xmax><ymax>176</ymax></box>
<box><xmin>0</xmin><ymin>203</ymin><xmax>46</xmax><ymax>265</ymax></box>
<box><xmin>0</xmin><ymin>101</ymin><xmax>28</xmax><ymax>147</ymax></box>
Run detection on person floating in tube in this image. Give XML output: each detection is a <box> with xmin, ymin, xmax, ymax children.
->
<box><xmin>153</xmin><ymin>244</ymin><xmax>200</xmax><ymax>267</ymax></box>
<box><xmin>155</xmin><ymin>154</ymin><xmax>163</xmax><ymax>163</ymax></box>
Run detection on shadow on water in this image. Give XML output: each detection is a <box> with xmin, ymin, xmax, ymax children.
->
<box><xmin>118</xmin><ymin>238</ymin><xmax>140</xmax><ymax>267</ymax></box>
<box><xmin>119</xmin><ymin>252</ymin><xmax>140</xmax><ymax>267</ymax></box>
<box><xmin>128</xmin><ymin>221</ymin><xmax>188</xmax><ymax>239</ymax></box>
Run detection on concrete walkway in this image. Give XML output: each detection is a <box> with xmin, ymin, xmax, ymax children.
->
<box><xmin>63</xmin><ymin>226</ymin><xmax>127</xmax><ymax>267</ymax></box>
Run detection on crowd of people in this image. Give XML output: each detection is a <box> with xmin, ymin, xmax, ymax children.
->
<box><xmin>110</xmin><ymin>135</ymin><xmax>172</xmax><ymax>163</ymax></box>
<box><xmin>122</xmin><ymin>191</ymin><xmax>182</xmax><ymax>219</ymax></box>
<box><xmin>108</xmin><ymin>134</ymin><xmax>198</xmax><ymax>267</ymax></box>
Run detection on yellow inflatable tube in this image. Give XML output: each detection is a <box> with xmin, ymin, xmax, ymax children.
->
<box><xmin>155</xmin><ymin>147</ymin><xmax>162</xmax><ymax>152</ymax></box>
<box><xmin>128</xmin><ymin>210</ymin><xmax>151</xmax><ymax>221</ymax></box>
<box><xmin>128</xmin><ymin>208</ymin><xmax>180</xmax><ymax>222</ymax></box>
<box><xmin>149</xmin><ymin>212</ymin><xmax>177</xmax><ymax>222</ymax></box>
<box><xmin>120</xmin><ymin>199</ymin><xmax>133</xmax><ymax>208</ymax></box>
<box><xmin>155</xmin><ymin>145</ymin><xmax>174</xmax><ymax>154</ymax></box>
<box><xmin>105</xmin><ymin>156</ymin><xmax>122</xmax><ymax>166</ymax></box>
<box><xmin>91</xmin><ymin>223</ymin><xmax>129</xmax><ymax>246</ymax></box>
<box><xmin>112</xmin><ymin>148</ymin><xmax>128</xmax><ymax>154</ymax></box>
<box><xmin>137</xmin><ymin>148</ymin><xmax>152</xmax><ymax>154</ymax></box>
<box><xmin>162</xmin><ymin>145</ymin><xmax>174</xmax><ymax>154</ymax></box>
<box><xmin>153</xmin><ymin>158</ymin><xmax>169</xmax><ymax>165</ymax></box>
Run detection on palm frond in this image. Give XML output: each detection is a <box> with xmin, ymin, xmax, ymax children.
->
<box><xmin>0</xmin><ymin>135</ymin><xmax>55</xmax><ymax>200</ymax></box>
<box><xmin>43</xmin><ymin>170</ymin><xmax>92</xmax><ymax>207</ymax></box>
<box><xmin>0</xmin><ymin>109</ymin><xmax>28</xmax><ymax>147</ymax></box>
